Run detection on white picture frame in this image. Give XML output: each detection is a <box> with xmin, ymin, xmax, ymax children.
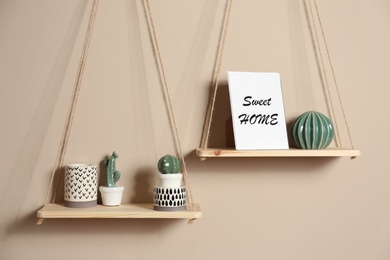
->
<box><xmin>227</xmin><ymin>71</ymin><xmax>289</xmax><ymax>150</ymax></box>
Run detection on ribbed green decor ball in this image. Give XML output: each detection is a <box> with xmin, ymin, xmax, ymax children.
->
<box><xmin>291</xmin><ymin>111</ymin><xmax>334</xmax><ymax>149</ymax></box>
<box><xmin>157</xmin><ymin>155</ymin><xmax>181</xmax><ymax>174</ymax></box>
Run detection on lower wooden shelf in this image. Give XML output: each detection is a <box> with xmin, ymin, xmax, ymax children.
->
<box><xmin>36</xmin><ymin>203</ymin><xmax>201</xmax><ymax>224</ymax></box>
<box><xmin>196</xmin><ymin>147</ymin><xmax>361</xmax><ymax>159</ymax></box>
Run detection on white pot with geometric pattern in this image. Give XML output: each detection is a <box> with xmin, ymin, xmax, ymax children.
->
<box><xmin>64</xmin><ymin>164</ymin><xmax>98</xmax><ymax>208</ymax></box>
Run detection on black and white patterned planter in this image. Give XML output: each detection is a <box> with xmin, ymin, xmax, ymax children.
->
<box><xmin>153</xmin><ymin>186</ymin><xmax>186</xmax><ymax>211</ymax></box>
<box><xmin>64</xmin><ymin>164</ymin><xmax>98</xmax><ymax>208</ymax></box>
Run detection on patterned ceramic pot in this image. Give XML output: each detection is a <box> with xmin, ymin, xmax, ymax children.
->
<box><xmin>291</xmin><ymin>111</ymin><xmax>334</xmax><ymax>149</ymax></box>
<box><xmin>64</xmin><ymin>164</ymin><xmax>98</xmax><ymax>208</ymax></box>
<box><xmin>153</xmin><ymin>186</ymin><xmax>186</xmax><ymax>211</ymax></box>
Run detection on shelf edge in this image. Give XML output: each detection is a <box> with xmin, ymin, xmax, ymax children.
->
<box><xmin>196</xmin><ymin>148</ymin><xmax>361</xmax><ymax>158</ymax></box>
<box><xmin>37</xmin><ymin>203</ymin><xmax>201</xmax><ymax>223</ymax></box>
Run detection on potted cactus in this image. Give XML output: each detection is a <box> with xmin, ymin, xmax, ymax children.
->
<box><xmin>157</xmin><ymin>154</ymin><xmax>182</xmax><ymax>187</ymax></box>
<box><xmin>99</xmin><ymin>151</ymin><xmax>124</xmax><ymax>206</ymax></box>
<box><xmin>153</xmin><ymin>155</ymin><xmax>186</xmax><ymax>211</ymax></box>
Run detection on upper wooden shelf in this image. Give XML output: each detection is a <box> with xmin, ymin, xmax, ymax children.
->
<box><xmin>36</xmin><ymin>203</ymin><xmax>201</xmax><ymax>224</ymax></box>
<box><xmin>196</xmin><ymin>147</ymin><xmax>360</xmax><ymax>159</ymax></box>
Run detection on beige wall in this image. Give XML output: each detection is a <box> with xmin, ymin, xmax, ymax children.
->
<box><xmin>1</xmin><ymin>0</ymin><xmax>390</xmax><ymax>259</ymax></box>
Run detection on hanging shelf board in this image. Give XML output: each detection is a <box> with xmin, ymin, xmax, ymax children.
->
<box><xmin>36</xmin><ymin>203</ymin><xmax>201</xmax><ymax>224</ymax></box>
<box><xmin>196</xmin><ymin>0</ymin><xmax>360</xmax><ymax>160</ymax></box>
<box><xmin>36</xmin><ymin>0</ymin><xmax>201</xmax><ymax>224</ymax></box>
<box><xmin>196</xmin><ymin>148</ymin><xmax>360</xmax><ymax>159</ymax></box>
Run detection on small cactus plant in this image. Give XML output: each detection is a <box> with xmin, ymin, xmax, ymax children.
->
<box><xmin>104</xmin><ymin>151</ymin><xmax>121</xmax><ymax>187</ymax></box>
<box><xmin>157</xmin><ymin>155</ymin><xmax>181</xmax><ymax>174</ymax></box>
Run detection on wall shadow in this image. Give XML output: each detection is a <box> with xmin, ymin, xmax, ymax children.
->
<box><xmin>201</xmin><ymin>81</ymin><xmax>231</xmax><ymax>149</ymax></box>
<box><xmin>5</xmin><ymin>210</ymin><xmax>188</xmax><ymax>239</ymax></box>
<box><xmin>194</xmin><ymin>77</ymin><xmax>340</xmax><ymax>174</ymax></box>
<box><xmin>130</xmin><ymin>167</ymin><xmax>154</xmax><ymax>203</ymax></box>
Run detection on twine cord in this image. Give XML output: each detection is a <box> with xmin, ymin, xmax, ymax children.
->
<box><xmin>200</xmin><ymin>0</ymin><xmax>233</xmax><ymax>151</ymax></box>
<box><xmin>311</xmin><ymin>0</ymin><xmax>355</xmax><ymax>150</ymax></box>
<box><xmin>307</xmin><ymin>0</ymin><xmax>355</xmax><ymax>150</ymax></box>
<box><xmin>45</xmin><ymin>0</ymin><xmax>99</xmax><ymax>204</ymax></box>
<box><xmin>143</xmin><ymin>0</ymin><xmax>195</xmax><ymax>208</ymax></box>
<box><xmin>307</xmin><ymin>0</ymin><xmax>341</xmax><ymax>147</ymax></box>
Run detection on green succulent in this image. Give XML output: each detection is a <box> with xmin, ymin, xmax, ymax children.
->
<box><xmin>104</xmin><ymin>151</ymin><xmax>121</xmax><ymax>187</ymax></box>
<box><xmin>157</xmin><ymin>155</ymin><xmax>181</xmax><ymax>174</ymax></box>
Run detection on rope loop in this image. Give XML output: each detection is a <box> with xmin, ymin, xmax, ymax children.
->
<box><xmin>307</xmin><ymin>0</ymin><xmax>355</xmax><ymax>149</ymax></box>
<box><xmin>46</xmin><ymin>0</ymin><xmax>100</xmax><ymax>204</ymax></box>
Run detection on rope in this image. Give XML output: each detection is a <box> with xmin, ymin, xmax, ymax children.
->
<box><xmin>307</xmin><ymin>0</ymin><xmax>341</xmax><ymax>147</ymax></box>
<box><xmin>311</xmin><ymin>0</ymin><xmax>355</xmax><ymax>150</ymax></box>
<box><xmin>143</xmin><ymin>0</ymin><xmax>195</xmax><ymax>207</ymax></box>
<box><xmin>200</xmin><ymin>0</ymin><xmax>233</xmax><ymax>151</ymax></box>
<box><xmin>45</xmin><ymin>0</ymin><xmax>99</xmax><ymax>204</ymax></box>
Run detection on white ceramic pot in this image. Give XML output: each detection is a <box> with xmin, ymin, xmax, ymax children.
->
<box><xmin>157</xmin><ymin>173</ymin><xmax>183</xmax><ymax>188</ymax></box>
<box><xmin>99</xmin><ymin>186</ymin><xmax>124</xmax><ymax>206</ymax></box>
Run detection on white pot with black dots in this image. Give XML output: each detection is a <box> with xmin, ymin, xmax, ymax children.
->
<box><xmin>153</xmin><ymin>155</ymin><xmax>186</xmax><ymax>211</ymax></box>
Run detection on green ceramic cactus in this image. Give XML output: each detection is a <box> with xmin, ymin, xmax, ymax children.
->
<box><xmin>104</xmin><ymin>151</ymin><xmax>121</xmax><ymax>187</ymax></box>
<box><xmin>158</xmin><ymin>155</ymin><xmax>181</xmax><ymax>174</ymax></box>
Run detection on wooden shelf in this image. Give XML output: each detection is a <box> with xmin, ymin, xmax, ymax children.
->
<box><xmin>196</xmin><ymin>147</ymin><xmax>361</xmax><ymax>159</ymax></box>
<box><xmin>36</xmin><ymin>203</ymin><xmax>201</xmax><ymax>224</ymax></box>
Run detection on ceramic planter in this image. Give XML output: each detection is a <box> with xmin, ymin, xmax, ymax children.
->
<box><xmin>154</xmin><ymin>173</ymin><xmax>185</xmax><ymax>211</ymax></box>
<box><xmin>99</xmin><ymin>186</ymin><xmax>124</xmax><ymax>206</ymax></box>
<box><xmin>64</xmin><ymin>164</ymin><xmax>98</xmax><ymax>208</ymax></box>
<box><xmin>153</xmin><ymin>186</ymin><xmax>186</xmax><ymax>211</ymax></box>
